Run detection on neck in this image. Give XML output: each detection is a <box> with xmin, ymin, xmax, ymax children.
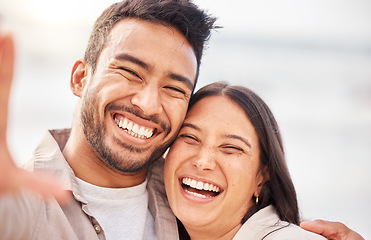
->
<box><xmin>62</xmin><ymin>125</ymin><xmax>147</xmax><ymax>188</ymax></box>
<box><xmin>185</xmin><ymin>223</ymin><xmax>242</xmax><ymax>240</ymax></box>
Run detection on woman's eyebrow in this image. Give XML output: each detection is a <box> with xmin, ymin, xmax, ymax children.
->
<box><xmin>223</xmin><ymin>134</ymin><xmax>252</xmax><ymax>148</ymax></box>
<box><xmin>181</xmin><ymin>122</ymin><xmax>200</xmax><ymax>131</ymax></box>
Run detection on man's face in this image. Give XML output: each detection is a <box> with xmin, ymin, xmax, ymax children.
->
<box><xmin>79</xmin><ymin>18</ymin><xmax>197</xmax><ymax>173</ymax></box>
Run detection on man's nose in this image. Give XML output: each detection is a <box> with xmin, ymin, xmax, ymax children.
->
<box><xmin>131</xmin><ymin>84</ymin><xmax>163</xmax><ymax>116</ymax></box>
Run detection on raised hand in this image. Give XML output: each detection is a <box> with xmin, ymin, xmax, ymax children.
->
<box><xmin>0</xmin><ymin>24</ymin><xmax>70</xmax><ymax>204</ymax></box>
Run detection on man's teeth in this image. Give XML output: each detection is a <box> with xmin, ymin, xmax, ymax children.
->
<box><xmin>115</xmin><ymin>117</ymin><xmax>154</xmax><ymax>139</ymax></box>
<box><xmin>182</xmin><ymin>177</ymin><xmax>220</xmax><ymax>193</ymax></box>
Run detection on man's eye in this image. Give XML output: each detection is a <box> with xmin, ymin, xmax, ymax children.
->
<box><xmin>119</xmin><ymin>67</ymin><xmax>141</xmax><ymax>79</ymax></box>
<box><xmin>165</xmin><ymin>86</ymin><xmax>186</xmax><ymax>95</ymax></box>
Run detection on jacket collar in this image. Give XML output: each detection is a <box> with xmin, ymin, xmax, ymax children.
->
<box><xmin>25</xmin><ymin>129</ymin><xmax>88</xmax><ymax>204</ymax></box>
<box><xmin>233</xmin><ymin>205</ymin><xmax>290</xmax><ymax>240</ymax></box>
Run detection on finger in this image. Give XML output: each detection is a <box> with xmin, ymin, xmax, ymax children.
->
<box><xmin>0</xmin><ymin>31</ymin><xmax>15</xmax><ymax>83</ymax></box>
<box><xmin>300</xmin><ymin>220</ymin><xmax>338</xmax><ymax>238</ymax></box>
<box><xmin>17</xmin><ymin>170</ymin><xmax>72</xmax><ymax>205</ymax></box>
<box><xmin>0</xmin><ymin>30</ymin><xmax>14</xmax><ymax>140</ymax></box>
<box><xmin>0</xmin><ymin>152</ymin><xmax>72</xmax><ymax>205</ymax></box>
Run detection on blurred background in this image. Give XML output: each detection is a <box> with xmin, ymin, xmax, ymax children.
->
<box><xmin>1</xmin><ymin>0</ymin><xmax>370</xmax><ymax>238</ymax></box>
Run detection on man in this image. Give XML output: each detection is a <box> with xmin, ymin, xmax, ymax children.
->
<box><xmin>0</xmin><ymin>1</ymin><xmax>364</xmax><ymax>240</ymax></box>
<box><xmin>1</xmin><ymin>1</ymin><xmax>215</xmax><ymax>239</ymax></box>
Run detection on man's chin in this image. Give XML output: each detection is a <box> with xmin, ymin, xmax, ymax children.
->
<box><xmin>112</xmin><ymin>165</ymin><xmax>149</xmax><ymax>175</ymax></box>
<box><xmin>99</xmin><ymin>150</ymin><xmax>152</xmax><ymax>174</ymax></box>
<box><xmin>98</xmin><ymin>134</ymin><xmax>172</xmax><ymax>173</ymax></box>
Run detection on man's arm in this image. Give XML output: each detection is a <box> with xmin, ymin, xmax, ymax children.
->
<box><xmin>0</xmin><ymin>23</ymin><xmax>69</xmax><ymax>203</ymax></box>
<box><xmin>300</xmin><ymin>220</ymin><xmax>364</xmax><ymax>240</ymax></box>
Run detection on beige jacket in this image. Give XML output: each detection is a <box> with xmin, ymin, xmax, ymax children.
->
<box><xmin>0</xmin><ymin>129</ymin><xmax>178</xmax><ymax>240</ymax></box>
<box><xmin>233</xmin><ymin>206</ymin><xmax>326</xmax><ymax>240</ymax></box>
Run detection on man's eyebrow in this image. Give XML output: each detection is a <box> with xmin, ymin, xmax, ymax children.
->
<box><xmin>223</xmin><ymin>134</ymin><xmax>252</xmax><ymax>148</ymax></box>
<box><xmin>169</xmin><ymin>73</ymin><xmax>194</xmax><ymax>91</ymax></box>
<box><xmin>114</xmin><ymin>53</ymin><xmax>150</xmax><ymax>70</ymax></box>
<box><xmin>114</xmin><ymin>53</ymin><xmax>194</xmax><ymax>91</ymax></box>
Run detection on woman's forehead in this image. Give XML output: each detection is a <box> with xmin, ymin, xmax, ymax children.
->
<box><xmin>185</xmin><ymin>96</ymin><xmax>257</xmax><ymax>137</ymax></box>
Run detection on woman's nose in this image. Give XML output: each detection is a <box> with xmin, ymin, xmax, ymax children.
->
<box><xmin>192</xmin><ymin>146</ymin><xmax>217</xmax><ymax>171</ymax></box>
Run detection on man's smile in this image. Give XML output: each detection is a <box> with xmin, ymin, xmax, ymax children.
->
<box><xmin>114</xmin><ymin>115</ymin><xmax>154</xmax><ymax>139</ymax></box>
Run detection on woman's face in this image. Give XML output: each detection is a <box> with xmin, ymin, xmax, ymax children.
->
<box><xmin>164</xmin><ymin>95</ymin><xmax>264</xmax><ymax>238</ymax></box>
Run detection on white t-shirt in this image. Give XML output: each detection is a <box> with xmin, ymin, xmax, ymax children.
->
<box><xmin>76</xmin><ymin>178</ymin><xmax>157</xmax><ymax>240</ymax></box>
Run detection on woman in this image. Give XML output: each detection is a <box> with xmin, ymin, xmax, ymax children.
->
<box><xmin>164</xmin><ymin>82</ymin><xmax>326</xmax><ymax>239</ymax></box>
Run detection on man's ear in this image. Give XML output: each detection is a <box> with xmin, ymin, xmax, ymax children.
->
<box><xmin>70</xmin><ymin>59</ymin><xmax>88</xmax><ymax>97</ymax></box>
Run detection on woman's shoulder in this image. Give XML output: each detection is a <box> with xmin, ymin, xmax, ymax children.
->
<box><xmin>233</xmin><ymin>205</ymin><xmax>326</xmax><ymax>240</ymax></box>
<box><xmin>263</xmin><ymin>222</ymin><xmax>327</xmax><ymax>240</ymax></box>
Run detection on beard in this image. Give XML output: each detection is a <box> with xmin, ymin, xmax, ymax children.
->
<box><xmin>80</xmin><ymin>95</ymin><xmax>174</xmax><ymax>174</ymax></box>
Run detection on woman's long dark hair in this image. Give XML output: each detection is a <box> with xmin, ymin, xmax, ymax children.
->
<box><xmin>188</xmin><ymin>82</ymin><xmax>299</xmax><ymax>225</ymax></box>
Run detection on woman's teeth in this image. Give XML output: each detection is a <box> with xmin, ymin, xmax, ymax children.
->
<box><xmin>182</xmin><ymin>177</ymin><xmax>220</xmax><ymax>192</ymax></box>
<box><xmin>115</xmin><ymin>117</ymin><xmax>154</xmax><ymax>139</ymax></box>
<box><xmin>185</xmin><ymin>190</ymin><xmax>210</xmax><ymax>199</ymax></box>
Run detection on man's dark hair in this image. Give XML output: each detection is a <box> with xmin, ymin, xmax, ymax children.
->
<box><xmin>84</xmin><ymin>0</ymin><xmax>217</xmax><ymax>86</ymax></box>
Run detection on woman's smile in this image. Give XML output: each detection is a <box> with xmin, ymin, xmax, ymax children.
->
<box><xmin>180</xmin><ymin>176</ymin><xmax>223</xmax><ymax>199</ymax></box>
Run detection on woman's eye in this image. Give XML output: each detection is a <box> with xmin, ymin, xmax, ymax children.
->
<box><xmin>179</xmin><ymin>134</ymin><xmax>198</xmax><ymax>144</ymax></box>
<box><xmin>222</xmin><ymin>145</ymin><xmax>244</xmax><ymax>154</ymax></box>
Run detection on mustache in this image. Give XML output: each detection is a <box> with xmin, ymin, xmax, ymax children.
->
<box><xmin>105</xmin><ymin>103</ymin><xmax>170</xmax><ymax>133</ymax></box>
